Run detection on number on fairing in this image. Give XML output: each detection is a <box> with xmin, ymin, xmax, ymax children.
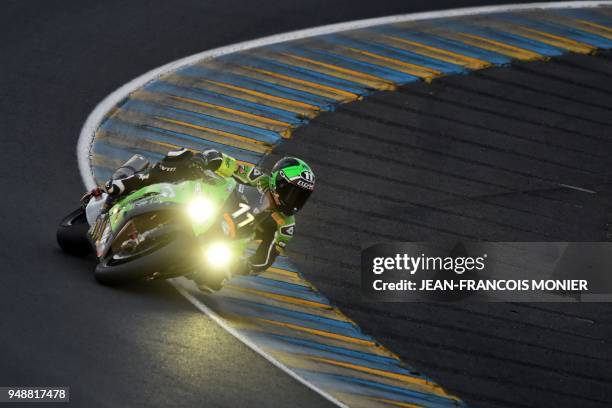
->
<box><xmin>232</xmin><ymin>203</ymin><xmax>254</xmax><ymax>228</ymax></box>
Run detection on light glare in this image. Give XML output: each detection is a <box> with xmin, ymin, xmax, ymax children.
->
<box><xmin>188</xmin><ymin>197</ymin><xmax>214</xmax><ymax>223</ymax></box>
<box><xmin>205</xmin><ymin>243</ymin><xmax>232</xmax><ymax>268</ymax></box>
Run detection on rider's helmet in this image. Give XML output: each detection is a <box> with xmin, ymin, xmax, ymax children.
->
<box><xmin>269</xmin><ymin>157</ymin><xmax>315</xmax><ymax>215</ymax></box>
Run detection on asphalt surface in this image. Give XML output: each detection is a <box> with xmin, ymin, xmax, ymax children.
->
<box><xmin>1</xmin><ymin>1</ymin><xmax>609</xmax><ymax>408</ymax></box>
<box><xmin>267</xmin><ymin>52</ymin><xmax>612</xmax><ymax>408</ymax></box>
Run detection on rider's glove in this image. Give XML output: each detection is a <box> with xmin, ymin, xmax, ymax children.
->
<box><xmin>80</xmin><ymin>187</ymin><xmax>105</xmax><ymax>207</ymax></box>
<box><xmin>200</xmin><ymin>149</ymin><xmax>223</xmax><ymax>171</ymax></box>
<box><xmin>104</xmin><ymin>179</ymin><xmax>124</xmax><ymax>196</ymax></box>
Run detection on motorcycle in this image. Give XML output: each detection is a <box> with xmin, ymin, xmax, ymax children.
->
<box><xmin>57</xmin><ymin>156</ymin><xmax>257</xmax><ymax>289</ymax></box>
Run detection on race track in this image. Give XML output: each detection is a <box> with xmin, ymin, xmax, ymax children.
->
<box><xmin>269</xmin><ymin>51</ymin><xmax>612</xmax><ymax>408</ymax></box>
<box><xmin>1</xmin><ymin>1</ymin><xmax>611</xmax><ymax>407</ymax></box>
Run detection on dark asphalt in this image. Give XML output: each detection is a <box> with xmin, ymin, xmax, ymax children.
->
<box><xmin>1</xmin><ymin>1</ymin><xmax>608</xmax><ymax>408</ymax></box>
<box><xmin>267</xmin><ymin>53</ymin><xmax>612</xmax><ymax>408</ymax></box>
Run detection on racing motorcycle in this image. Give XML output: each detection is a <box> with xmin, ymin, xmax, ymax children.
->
<box><xmin>57</xmin><ymin>156</ymin><xmax>257</xmax><ymax>289</ymax></box>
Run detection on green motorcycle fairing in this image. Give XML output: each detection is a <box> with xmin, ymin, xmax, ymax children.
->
<box><xmin>97</xmin><ymin>173</ymin><xmax>254</xmax><ymax>263</ymax></box>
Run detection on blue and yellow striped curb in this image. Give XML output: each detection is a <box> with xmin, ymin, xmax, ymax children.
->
<box><xmin>84</xmin><ymin>4</ymin><xmax>612</xmax><ymax>407</ymax></box>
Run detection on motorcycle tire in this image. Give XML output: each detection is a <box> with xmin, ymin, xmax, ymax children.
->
<box><xmin>56</xmin><ymin>207</ymin><xmax>93</xmax><ymax>256</ymax></box>
<box><xmin>94</xmin><ymin>232</ymin><xmax>193</xmax><ymax>285</ymax></box>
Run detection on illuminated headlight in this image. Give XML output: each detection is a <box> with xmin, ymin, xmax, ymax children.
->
<box><xmin>204</xmin><ymin>243</ymin><xmax>232</xmax><ymax>268</ymax></box>
<box><xmin>187</xmin><ymin>197</ymin><xmax>214</xmax><ymax>223</ymax></box>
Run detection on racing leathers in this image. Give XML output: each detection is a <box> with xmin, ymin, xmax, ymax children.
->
<box><xmin>102</xmin><ymin>148</ymin><xmax>295</xmax><ymax>275</ymax></box>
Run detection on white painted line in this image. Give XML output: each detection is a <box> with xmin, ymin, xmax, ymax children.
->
<box><xmin>77</xmin><ymin>1</ymin><xmax>612</xmax><ymax>189</ymax></box>
<box><xmin>558</xmin><ymin>183</ymin><xmax>598</xmax><ymax>194</ymax></box>
<box><xmin>169</xmin><ymin>277</ymin><xmax>349</xmax><ymax>408</ymax></box>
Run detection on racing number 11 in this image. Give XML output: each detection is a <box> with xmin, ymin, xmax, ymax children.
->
<box><xmin>232</xmin><ymin>203</ymin><xmax>254</xmax><ymax>228</ymax></box>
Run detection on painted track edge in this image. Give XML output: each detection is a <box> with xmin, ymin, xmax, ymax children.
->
<box><xmin>77</xmin><ymin>1</ymin><xmax>612</xmax><ymax>189</ymax></box>
<box><xmin>171</xmin><ymin>278</ymin><xmax>350</xmax><ymax>408</ymax></box>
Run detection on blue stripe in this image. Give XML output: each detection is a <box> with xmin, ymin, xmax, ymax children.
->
<box><xmin>362</xmin><ymin>37</ymin><xmax>472</xmax><ymax>73</ymax></box>
<box><xmin>442</xmin><ymin>20</ymin><xmax>566</xmax><ymax>56</ymax></box>
<box><xmin>271</xmin><ymin>43</ymin><xmax>420</xmax><ymax>84</ymax></box>
<box><xmin>91</xmin><ymin>137</ymin><xmax>166</xmax><ymax>165</ymax></box>
<box><xmin>220</xmin><ymin>53</ymin><xmax>371</xmax><ymax>94</ymax></box>
<box><xmin>162</xmin><ymin>105</ymin><xmax>282</xmax><ymax>143</ymax></box>
<box><xmin>555</xmin><ymin>9</ymin><xmax>612</xmax><ymax>28</ymax></box>
<box><xmin>142</xmin><ymin>125</ymin><xmax>264</xmax><ymax>164</ymax></box>
<box><xmin>245</xmin><ymin>332</ymin><xmax>426</xmax><ymax>376</ymax></box>
<box><xmin>248</xmin><ymin>275</ymin><xmax>312</xmax><ymax>292</ymax></box>
<box><xmin>225</xmin><ymin>275</ymin><xmax>331</xmax><ymax>304</ymax></box>
<box><xmin>179</xmin><ymin>65</ymin><xmax>337</xmax><ymax>109</ymax></box>
<box><xmin>271</xmin><ymin>256</ymin><xmax>301</xmax><ymax>274</ymax></box>
<box><xmin>306</xmin><ymin>40</ymin><xmax>435</xmax><ymax>80</ymax></box>
<box><xmin>369</xmin><ymin>26</ymin><xmax>512</xmax><ymax>64</ymax></box>
<box><xmin>496</xmin><ymin>14</ymin><xmax>612</xmax><ymax>48</ymax></box>
<box><xmin>147</xmin><ymin>80</ymin><xmax>307</xmax><ymax>125</ymax></box>
<box><xmin>120</xmin><ymin>99</ymin><xmax>283</xmax><ymax>145</ymax></box>
<box><xmin>92</xmin><ymin>165</ymin><xmax>113</xmax><ymax>185</ymax></box>
<box><xmin>100</xmin><ymin>118</ymin><xmax>264</xmax><ymax>164</ymax></box>
<box><xmin>261</xmin><ymin>333</ymin><xmax>402</xmax><ymax>366</ymax></box>
<box><xmin>295</xmin><ymin>371</ymin><xmax>462</xmax><ymax>407</ymax></box>
<box><xmin>219</xmin><ymin>296</ymin><xmax>357</xmax><ymax>330</ymax></box>
<box><xmin>323</xmin><ymin>34</ymin><xmax>468</xmax><ymax>74</ymax></box>
<box><xmin>218</xmin><ymin>298</ymin><xmax>371</xmax><ymax>339</ymax></box>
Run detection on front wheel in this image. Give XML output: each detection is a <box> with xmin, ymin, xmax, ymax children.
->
<box><xmin>57</xmin><ymin>207</ymin><xmax>93</xmax><ymax>256</ymax></box>
<box><xmin>94</xmin><ymin>232</ymin><xmax>195</xmax><ymax>285</ymax></box>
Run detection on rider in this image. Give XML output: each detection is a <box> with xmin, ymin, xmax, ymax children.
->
<box><xmin>85</xmin><ymin>147</ymin><xmax>315</xmax><ymax>279</ymax></box>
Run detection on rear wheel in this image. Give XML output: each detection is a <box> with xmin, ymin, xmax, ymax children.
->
<box><xmin>94</xmin><ymin>232</ymin><xmax>194</xmax><ymax>285</ymax></box>
<box><xmin>56</xmin><ymin>207</ymin><xmax>93</xmax><ymax>256</ymax></box>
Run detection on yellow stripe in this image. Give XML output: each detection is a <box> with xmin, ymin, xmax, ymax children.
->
<box><xmin>256</xmin><ymin>318</ymin><xmax>376</xmax><ymax>346</ymax></box>
<box><xmin>91</xmin><ymin>154</ymin><xmax>124</xmax><ymax>172</ymax></box>
<box><xmin>132</xmin><ymin>89</ymin><xmax>292</xmax><ymax>137</ymax></box>
<box><xmin>226</xmin><ymin>278</ymin><xmax>358</xmax><ymax>325</ymax></box>
<box><xmin>306</xmin><ymin>356</ymin><xmax>453</xmax><ymax>398</ymax></box>
<box><xmin>203</xmin><ymin>79</ymin><xmax>321</xmax><ymax>115</ymax></box>
<box><xmin>342</xmin><ymin>47</ymin><xmax>441</xmax><ymax>80</ymax></box>
<box><xmin>261</xmin><ymin>272</ymin><xmax>311</xmax><ymax>287</ymax></box>
<box><xmin>283</xmin><ymin>53</ymin><xmax>395</xmax><ymax>84</ymax></box>
<box><xmin>243</xmin><ymin>66</ymin><xmax>361</xmax><ymax>101</ymax></box>
<box><xmin>278</xmin><ymin>53</ymin><xmax>396</xmax><ymax>91</ymax></box>
<box><xmin>146</xmin><ymin>139</ymin><xmax>194</xmax><ymax>153</ymax></box>
<box><xmin>369</xmin><ymin>398</ymin><xmax>423</xmax><ymax>408</ymax></box>
<box><xmin>170</xmin><ymin>95</ymin><xmax>291</xmax><ymax>139</ymax></box>
<box><xmin>380</xmin><ymin>35</ymin><xmax>491</xmax><ymax>70</ymax></box>
<box><xmin>224</xmin><ymin>284</ymin><xmax>332</xmax><ymax>309</ymax></box>
<box><xmin>107</xmin><ymin>109</ymin><xmax>266</xmax><ymax>155</ymax></box>
<box><xmin>266</xmin><ymin>266</ymin><xmax>300</xmax><ymax>278</ymax></box>
<box><xmin>499</xmin><ymin>25</ymin><xmax>596</xmax><ymax>54</ymax></box>
<box><xmin>154</xmin><ymin>117</ymin><xmax>272</xmax><ymax>153</ymax></box>
<box><xmin>168</xmin><ymin>76</ymin><xmax>320</xmax><ymax>117</ymax></box>
<box><xmin>517</xmin><ymin>16</ymin><xmax>612</xmax><ymax>41</ymax></box>
<box><xmin>170</xmin><ymin>95</ymin><xmax>291</xmax><ymax>127</ymax></box>
<box><xmin>450</xmin><ymin>32</ymin><xmax>544</xmax><ymax>60</ymax></box>
<box><xmin>574</xmin><ymin>19</ymin><xmax>612</xmax><ymax>39</ymax></box>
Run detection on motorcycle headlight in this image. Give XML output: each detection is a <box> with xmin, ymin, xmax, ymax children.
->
<box><xmin>187</xmin><ymin>197</ymin><xmax>214</xmax><ymax>223</ymax></box>
<box><xmin>204</xmin><ymin>242</ymin><xmax>232</xmax><ymax>269</ymax></box>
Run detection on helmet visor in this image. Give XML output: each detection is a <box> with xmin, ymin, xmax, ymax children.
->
<box><xmin>275</xmin><ymin>177</ymin><xmax>312</xmax><ymax>214</ymax></box>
